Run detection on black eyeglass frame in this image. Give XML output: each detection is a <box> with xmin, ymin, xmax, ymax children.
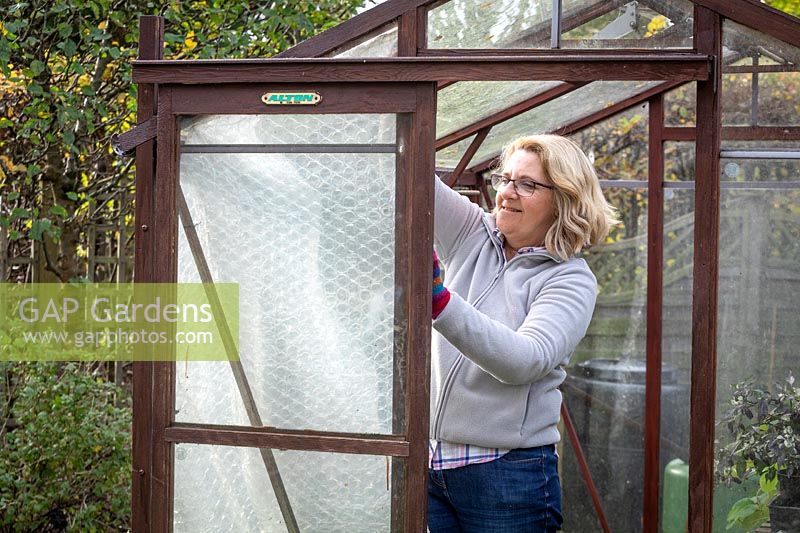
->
<box><xmin>489</xmin><ymin>173</ymin><xmax>555</xmax><ymax>197</ymax></box>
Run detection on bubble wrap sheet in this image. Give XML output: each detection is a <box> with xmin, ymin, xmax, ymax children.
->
<box><xmin>180</xmin><ymin>114</ymin><xmax>396</xmax><ymax>145</ymax></box>
<box><xmin>174</xmin><ymin>114</ymin><xmax>400</xmax><ymax>531</ymax></box>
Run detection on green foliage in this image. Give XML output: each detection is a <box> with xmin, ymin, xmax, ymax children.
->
<box><xmin>726</xmin><ymin>468</ymin><xmax>779</xmax><ymax>532</ymax></box>
<box><xmin>717</xmin><ymin>372</ymin><xmax>800</xmax><ymax>484</ymax></box>
<box><xmin>0</xmin><ymin>362</ymin><xmax>131</xmax><ymax>531</ymax></box>
<box><xmin>0</xmin><ymin>0</ymin><xmax>364</xmax><ymax>281</ymax></box>
<box><xmin>764</xmin><ymin>0</ymin><xmax>800</xmax><ymax>18</ymax></box>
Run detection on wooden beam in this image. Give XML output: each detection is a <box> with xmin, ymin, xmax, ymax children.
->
<box><xmin>724</xmin><ymin>64</ymin><xmax>799</xmax><ymax>74</ymax></box>
<box><xmin>643</xmin><ymin>93</ymin><xmax>665</xmax><ymax>533</ymax></box>
<box><xmin>418</xmin><ymin>48</ymin><xmax>702</xmax><ymax>57</ymax></box>
<box><xmin>689</xmin><ymin>6</ymin><xmax>722</xmax><ymax>533</ymax></box>
<box><xmin>691</xmin><ymin>0</ymin><xmax>800</xmax><ymax>49</ymax></box>
<box><xmin>663</xmin><ymin>127</ymin><xmax>697</xmax><ymax>141</ymax></box>
<box><xmin>132</xmin><ymin>54</ymin><xmax>711</xmax><ymax>84</ymax></box>
<box><xmin>164</xmin><ymin>424</ymin><xmax>410</xmax><ymax>457</ymax></box>
<box><xmin>664</xmin><ymin>127</ymin><xmax>800</xmax><ymax>141</ymax></box>
<box><xmin>445</xmin><ymin>127</ymin><xmax>490</xmax><ymax>187</ymax></box>
<box><xmin>397</xmin><ymin>9</ymin><xmax>418</xmax><ymax>56</ymax></box>
<box><xmin>132</xmin><ymin>15</ymin><xmax>162</xmax><ymax>533</ymax></box>
<box><xmin>435</xmin><ymin>82</ymin><xmax>587</xmax><ymax>150</ymax></box>
<box><xmin>405</xmin><ymin>82</ymin><xmax>437</xmax><ymax>533</ymax></box>
<box><xmin>416</xmin><ymin>6</ymin><xmax>428</xmax><ymax>53</ymax></box>
<box><xmin>150</xmin><ymin>84</ymin><xmax>178</xmax><ymax>533</ymax></box>
<box><xmin>723</xmin><ymin>126</ymin><xmax>800</xmax><ymax>141</ymax></box>
<box><xmin>169</xmin><ymin>83</ymin><xmax>418</xmax><ymax>114</ymax></box>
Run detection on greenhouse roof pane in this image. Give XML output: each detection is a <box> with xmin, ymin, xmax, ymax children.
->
<box><xmin>427</xmin><ymin>0</ymin><xmax>590</xmax><ymax>49</ymax></box>
<box><xmin>465</xmin><ymin>80</ymin><xmax>662</xmax><ymax>168</ymax></box>
<box><xmin>723</xmin><ymin>19</ymin><xmax>800</xmax><ymax>66</ymax></box>
<box><xmin>722</xmin><ymin>20</ymin><xmax>800</xmax><ymax>129</ymax></box>
<box><xmin>436</xmin><ymin>81</ymin><xmax>562</xmax><ymax>138</ymax></box>
<box><xmin>325</xmin><ymin>22</ymin><xmax>398</xmax><ymax>57</ymax></box>
<box><xmin>561</xmin><ymin>0</ymin><xmax>693</xmax><ymax>49</ymax></box>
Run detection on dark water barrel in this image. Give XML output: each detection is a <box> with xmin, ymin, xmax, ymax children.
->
<box><xmin>560</xmin><ymin>358</ymin><xmax>689</xmax><ymax>533</ymax></box>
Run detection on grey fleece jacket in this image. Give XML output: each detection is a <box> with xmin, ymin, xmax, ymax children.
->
<box><xmin>431</xmin><ymin>176</ymin><xmax>597</xmax><ymax>449</ymax></box>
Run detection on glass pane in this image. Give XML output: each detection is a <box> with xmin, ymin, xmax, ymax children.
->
<box><xmin>664</xmin><ymin>142</ymin><xmax>695</xmax><ymax>181</ymax></box>
<box><xmin>326</xmin><ymin>23</ymin><xmax>398</xmax><ymax>57</ymax></box>
<box><xmin>562</xmin><ymin>0</ymin><xmax>693</xmax><ymax>49</ymax></box>
<box><xmin>722</xmin><ymin>20</ymin><xmax>800</xmax><ymax>127</ymax></box>
<box><xmin>436</xmin><ymin>134</ymin><xmax>476</xmax><ymax>169</ymax></box>
<box><xmin>721</xmin><ymin>156</ymin><xmax>800</xmax><ymax>182</ymax></box>
<box><xmin>467</xmin><ymin>81</ymin><xmax>662</xmax><ymax>168</ymax></box>
<box><xmin>436</xmin><ymin>81</ymin><xmax>563</xmax><ymax>139</ymax></box>
<box><xmin>661</xmin><ymin>188</ymin><xmax>694</xmax><ymax>531</ymax></box>
<box><xmin>714</xmin><ymin>185</ymin><xmax>800</xmax><ymax>529</ymax></box>
<box><xmin>174</xmin><ymin>444</ymin><xmax>403</xmax><ymax>532</ymax></box>
<box><xmin>664</xmin><ymin>82</ymin><xmax>695</xmax><ymax>127</ymax></box>
<box><xmin>755</xmin><ymin>71</ymin><xmax>800</xmax><ymax>126</ymax></box>
<box><xmin>175</xmin><ymin>114</ymin><xmax>402</xmax><ymax>435</ymax></box>
<box><xmin>569</xmin><ymin>105</ymin><xmax>648</xmax><ymax>182</ymax></box>
<box><xmin>180</xmin><ymin>114</ymin><xmax>396</xmax><ymax>145</ymax></box>
<box><xmin>722</xmin><ymin>59</ymin><xmax>800</xmax><ymax>128</ymax></box>
<box><xmin>721</xmin><ymin>69</ymin><xmax>753</xmax><ymax>126</ymax></box>
<box><xmin>563</xmin><ymin>187</ymin><xmax>658</xmax><ymax>533</ymax></box>
<box><xmin>723</xmin><ymin>20</ymin><xmax>800</xmax><ymax>69</ymax></box>
<box><xmin>427</xmin><ymin>0</ymin><xmax>586</xmax><ymax>49</ymax></box>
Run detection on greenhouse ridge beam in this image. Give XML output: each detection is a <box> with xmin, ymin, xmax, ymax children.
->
<box><xmin>132</xmin><ymin>55</ymin><xmax>710</xmax><ymax>84</ymax></box>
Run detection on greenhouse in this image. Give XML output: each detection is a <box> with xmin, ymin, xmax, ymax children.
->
<box><xmin>117</xmin><ymin>0</ymin><xmax>800</xmax><ymax>531</ymax></box>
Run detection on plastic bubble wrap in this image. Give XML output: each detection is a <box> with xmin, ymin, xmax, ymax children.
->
<box><xmin>180</xmin><ymin>113</ymin><xmax>396</xmax><ymax>145</ymax></box>
<box><xmin>174</xmin><ymin>444</ymin><xmax>398</xmax><ymax>532</ymax></box>
<box><xmin>173</xmin><ymin>114</ymin><xmax>402</xmax><ymax>532</ymax></box>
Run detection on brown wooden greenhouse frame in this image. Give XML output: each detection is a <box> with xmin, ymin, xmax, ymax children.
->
<box><xmin>129</xmin><ymin>1</ymin><xmax>800</xmax><ymax>531</ymax></box>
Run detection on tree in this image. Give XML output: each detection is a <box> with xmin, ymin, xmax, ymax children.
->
<box><xmin>0</xmin><ymin>0</ymin><xmax>365</xmax><ymax>282</ymax></box>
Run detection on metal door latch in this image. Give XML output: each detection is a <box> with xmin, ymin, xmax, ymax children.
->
<box><xmin>111</xmin><ymin>116</ymin><xmax>157</xmax><ymax>157</ymax></box>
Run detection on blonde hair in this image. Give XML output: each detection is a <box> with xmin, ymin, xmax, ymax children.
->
<box><xmin>495</xmin><ymin>134</ymin><xmax>619</xmax><ymax>261</ymax></box>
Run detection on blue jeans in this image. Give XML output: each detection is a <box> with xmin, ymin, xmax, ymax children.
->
<box><xmin>427</xmin><ymin>445</ymin><xmax>563</xmax><ymax>532</ymax></box>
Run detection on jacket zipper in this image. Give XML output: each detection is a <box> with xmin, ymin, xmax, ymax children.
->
<box><xmin>432</xmin><ymin>234</ymin><xmax>507</xmax><ymax>438</ymax></box>
<box><xmin>431</xmin><ymin>228</ymin><xmax>559</xmax><ymax>439</ymax></box>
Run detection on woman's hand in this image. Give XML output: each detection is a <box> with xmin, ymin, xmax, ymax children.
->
<box><xmin>432</xmin><ymin>251</ymin><xmax>451</xmax><ymax>319</ymax></box>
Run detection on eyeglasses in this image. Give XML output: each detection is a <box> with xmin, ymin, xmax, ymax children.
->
<box><xmin>490</xmin><ymin>173</ymin><xmax>554</xmax><ymax>197</ymax></box>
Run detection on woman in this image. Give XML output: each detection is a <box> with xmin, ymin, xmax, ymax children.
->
<box><xmin>429</xmin><ymin>134</ymin><xmax>618</xmax><ymax>532</ymax></box>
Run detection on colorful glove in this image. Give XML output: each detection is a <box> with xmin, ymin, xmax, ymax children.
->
<box><xmin>432</xmin><ymin>251</ymin><xmax>451</xmax><ymax>319</ymax></box>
